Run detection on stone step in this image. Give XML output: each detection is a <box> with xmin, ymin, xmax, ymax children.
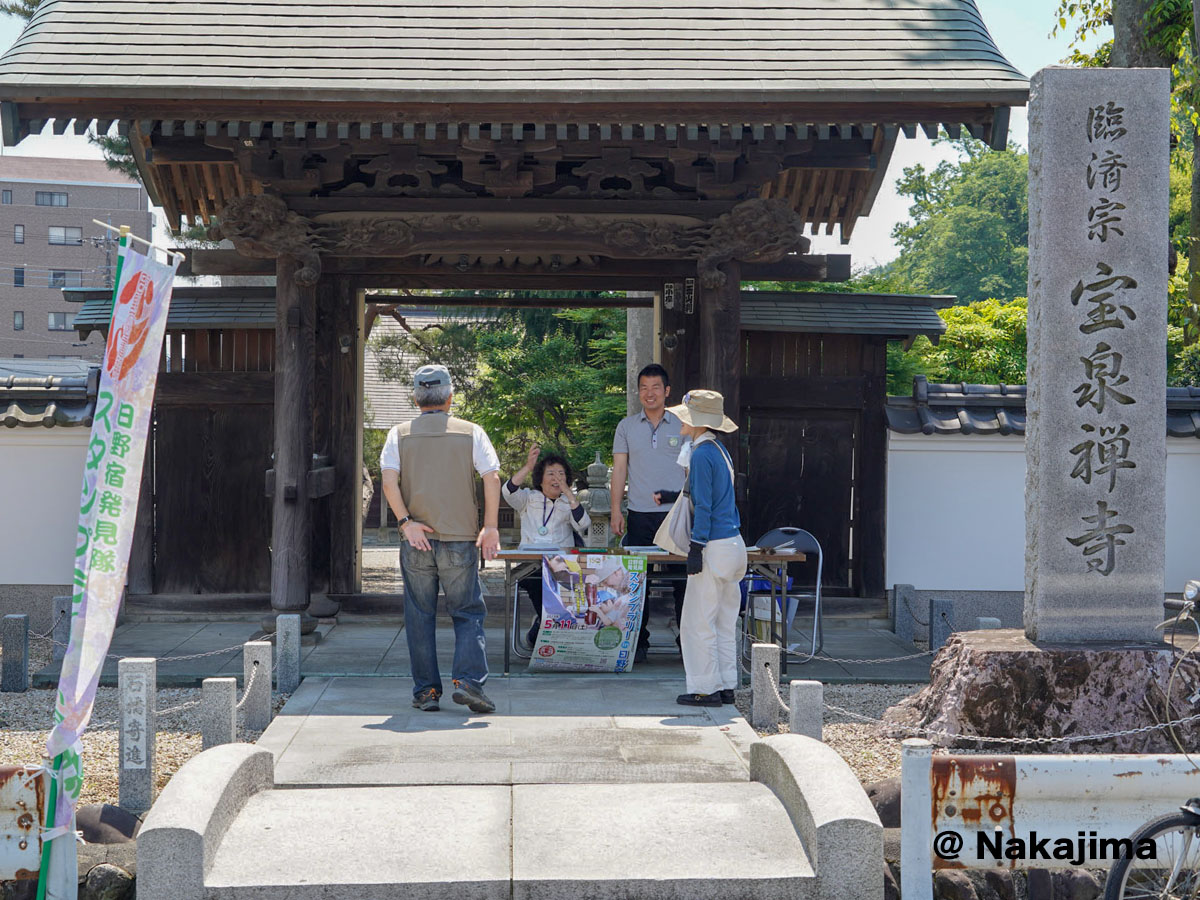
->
<box><xmin>203</xmin><ymin>782</ymin><xmax>816</xmax><ymax>900</ymax></box>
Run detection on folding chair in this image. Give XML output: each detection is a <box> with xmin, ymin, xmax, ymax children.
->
<box><xmin>743</xmin><ymin>527</ymin><xmax>824</xmax><ymax>665</ymax></box>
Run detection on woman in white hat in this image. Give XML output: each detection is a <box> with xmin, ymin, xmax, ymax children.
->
<box><xmin>662</xmin><ymin>390</ymin><xmax>746</xmax><ymax>706</ymax></box>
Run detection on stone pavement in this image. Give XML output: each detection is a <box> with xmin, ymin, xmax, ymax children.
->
<box><xmin>30</xmin><ymin>544</ymin><xmax>930</xmax><ymax>686</ymax></box>
<box><xmin>31</xmin><ymin>616</ymin><xmax>930</xmax><ymax>687</ymax></box>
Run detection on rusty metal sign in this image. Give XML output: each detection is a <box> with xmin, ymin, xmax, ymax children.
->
<box><xmin>931</xmin><ymin>755</ymin><xmax>1017</xmax><ymax>869</ymax></box>
<box><xmin>0</xmin><ymin>766</ymin><xmax>45</xmax><ymax>880</ymax></box>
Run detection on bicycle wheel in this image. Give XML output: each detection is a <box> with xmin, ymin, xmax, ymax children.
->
<box><xmin>1105</xmin><ymin>812</ymin><xmax>1200</xmax><ymax>900</ymax></box>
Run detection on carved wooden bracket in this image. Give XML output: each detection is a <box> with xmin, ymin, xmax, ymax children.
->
<box><xmin>209</xmin><ymin>194</ymin><xmax>326</xmax><ymax>285</ymax></box>
<box><xmin>695</xmin><ymin>198</ymin><xmax>810</xmax><ymax>287</ymax></box>
<box><xmin>212</xmin><ymin>196</ymin><xmax>807</xmax><ymax>286</ymax></box>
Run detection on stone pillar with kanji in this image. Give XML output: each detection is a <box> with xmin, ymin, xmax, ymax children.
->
<box><xmin>1025</xmin><ymin>66</ymin><xmax>1170</xmax><ymax>642</ymax></box>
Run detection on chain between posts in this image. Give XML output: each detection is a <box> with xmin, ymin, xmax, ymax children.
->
<box><xmin>761</xmin><ymin>662</ymin><xmax>791</xmax><ymax>715</ymax></box>
<box><xmin>235</xmin><ymin>660</ymin><xmax>261</xmax><ymax>711</ymax></box>
<box><xmin>822</xmin><ymin>701</ymin><xmax>1200</xmax><ymax>747</ymax></box>
<box><xmin>31</xmin><ymin>632</ymin><xmax>253</xmax><ymax>663</ymax></box>
<box><xmin>29</xmin><ymin>612</ymin><xmax>65</xmax><ymax>641</ymax></box>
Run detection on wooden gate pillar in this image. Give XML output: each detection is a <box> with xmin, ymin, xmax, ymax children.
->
<box><xmin>270</xmin><ymin>254</ymin><xmax>316</xmax><ymax>617</ymax></box>
<box><xmin>698</xmin><ymin>260</ymin><xmax>742</xmax><ymax>467</ymax></box>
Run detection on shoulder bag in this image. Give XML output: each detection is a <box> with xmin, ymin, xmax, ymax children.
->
<box><xmin>653</xmin><ymin>435</ymin><xmax>735</xmax><ymax>556</ymax></box>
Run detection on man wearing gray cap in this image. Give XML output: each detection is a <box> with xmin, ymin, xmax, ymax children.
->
<box><xmin>381</xmin><ymin>364</ymin><xmax>502</xmax><ymax>714</ymax></box>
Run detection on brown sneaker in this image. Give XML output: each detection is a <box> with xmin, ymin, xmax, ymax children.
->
<box><xmin>452</xmin><ymin>680</ymin><xmax>496</xmax><ymax>714</ymax></box>
<box><xmin>411</xmin><ymin>687</ymin><xmax>441</xmax><ymax>711</ymax></box>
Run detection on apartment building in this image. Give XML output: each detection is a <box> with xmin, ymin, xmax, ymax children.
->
<box><xmin>0</xmin><ymin>156</ymin><xmax>152</xmax><ymax>360</ymax></box>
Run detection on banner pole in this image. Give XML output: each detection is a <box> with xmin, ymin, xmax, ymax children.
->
<box><xmin>34</xmin><ymin>752</ymin><xmax>63</xmax><ymax>900</ymax></box>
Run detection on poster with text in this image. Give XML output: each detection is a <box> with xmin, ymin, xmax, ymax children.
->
<box><xmin>528</xmin><ymin>553</ymin><xmax>647</xmax><ymax>672</ymax></box>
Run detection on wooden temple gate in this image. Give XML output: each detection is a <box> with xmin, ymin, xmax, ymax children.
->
<box><xmin>0</xmin><ymin>0</ymin><xmax>1027</xmax><ymax>619</ymax></box>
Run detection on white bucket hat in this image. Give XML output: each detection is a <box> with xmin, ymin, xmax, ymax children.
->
<box><xmin>667</xmin><ymin>389</ymin><xmax>738</xmax><ymax>433</ymax></box>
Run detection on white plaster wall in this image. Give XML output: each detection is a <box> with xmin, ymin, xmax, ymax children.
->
<box><xmin>1167</xmin><ymin>441</ymin><xmax>1200</xmax><ymax>592</ymax></box>
<box><xmin>0</xmin><ymin>427</ymin><xmax>89</xmax><ymax>584</ymax></box>
<box><xmin>887</xmin><ymin>432</ymin><xmax>1200</xmax><ymax>592</ymax></box>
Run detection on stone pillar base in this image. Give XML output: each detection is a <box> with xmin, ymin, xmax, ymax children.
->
<box><xmin>883</xmin><ymin>629</ymin><xmax>1193</xmax><ymax>752</ymax></box>
<box><xmin>259</xmin><ymin>610</ymin><xmax>317</xmax><ymax>634</ymax></box>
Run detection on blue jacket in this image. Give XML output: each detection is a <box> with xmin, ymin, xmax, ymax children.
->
<box><xmin>688</xmin><ymin>440</ymin><xmax>741</xmax><ymax>545</ymax></box>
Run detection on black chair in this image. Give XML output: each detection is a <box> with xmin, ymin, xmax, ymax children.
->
<box><xmin>743</xmin><ymin>527</ymin><xmax>824</xmax><ymax>664</ymax></box>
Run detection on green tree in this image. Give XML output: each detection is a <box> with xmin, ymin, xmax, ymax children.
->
<box><xmin>888</xmin><ymin>298</ymin><xmax>1028</xmax><ymax>392</ymax></box>
<box><xmin>87</xmin><ymin>133</ymin><xmax>140</xmax><ymax>181</ymax></box>
<box><xmin>367</xmin><ymin>304</ymin><xmax>627</xmax><ymax>476</ymax></box>
<box><xmin>888</xmin><ymin>136</ymin><xmax>1029</xmax><ymax>304</ymax></box>
<box><xmin>0</xmin><ymin>0</ymin><xmax>38</xmax><ymax>19</ymax></box>
<box><xmin>1054</xmin><ymin>0</ymin><xmax>1200</xmax><ymax>323</ymax></box>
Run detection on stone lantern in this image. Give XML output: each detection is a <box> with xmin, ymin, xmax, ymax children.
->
<box><xmin>576</xmin><ymin>452</ymin><xmax>613</xmax><ymax>548</ymax></box>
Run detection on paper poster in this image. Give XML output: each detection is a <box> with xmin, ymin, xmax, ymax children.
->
<box><xmin>528</xmin><ymin>554</ymin><xmax>647</xmax><ymax>673</ymax></box>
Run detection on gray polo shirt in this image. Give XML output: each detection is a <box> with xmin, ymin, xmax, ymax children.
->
<box><xmin>613</xmin><ymin>409</ymin><xmax>685</xmax><ymax>513</ymax></box>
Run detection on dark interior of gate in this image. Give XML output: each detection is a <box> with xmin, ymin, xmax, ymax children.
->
<box><xmin>5</xmin><ymin>0</ymin><xmax>1030</xmax><ymax>610</ymax></box>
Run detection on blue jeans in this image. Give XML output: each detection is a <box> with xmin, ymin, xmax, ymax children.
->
<box><xmin>399</xmin><ymin>539</ymin><xmax>488</xmax><ymax>697</ymax></box>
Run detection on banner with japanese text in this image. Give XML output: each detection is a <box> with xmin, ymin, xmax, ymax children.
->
<box><xmin>42</xmin><ymin>237</ymin><xmax>178</xmax><ymax>900</ymax></box>
<box><xmin>529</xmin><ymin>554</ymin><xmax>647</xmax><ymax>672</ymax></box>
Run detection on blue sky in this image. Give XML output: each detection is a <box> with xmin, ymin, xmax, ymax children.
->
<box><xmin>0</xmin><ymin>0</ymin><xmax>1086</xmax><ymax>267</ymax></box>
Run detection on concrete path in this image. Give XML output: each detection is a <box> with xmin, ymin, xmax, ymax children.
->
<box><xmin>141</xmin><ymin>674</ymin><xmax>878</xmax><ymax>900</ymax></box>
<box><xmin>258</xmin><ymin>675</ymin><xmax>758</xmax><ymax>786</ymax></box>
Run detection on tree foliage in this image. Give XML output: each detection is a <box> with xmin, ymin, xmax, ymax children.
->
<box><xmin>368</xmin><ymin>304</ymin><xmax>627</xmax><ymax>477</ymax></box>
<box><xmin>885</xmin><ymin>135</ymin><xmax>1029</xmax><ymax>305</ymax></box>
<box><xmin>0</xmin><ymin>0</ymin><xmax>38</xmax><ymax>20</ymax></box>
<box><xmin>87</xmin><ymin>132</ymin><xmax>141</xmax><ymax>181</ymax></box>
<box><xmin>887</xmin><ymin>298</ymin><xmax>1028</xmax><ymax>393</ymax></box>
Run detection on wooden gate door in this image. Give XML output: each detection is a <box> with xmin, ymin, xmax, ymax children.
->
<box><xmin>742</xmin><ymin>409</ymin><xmax>858</xmax><ymax>593</ymax></box>
<box><xmin>152</xmin><ymin>330</ymin><xmax>274</xmax><ymax>594</ymax></box>
<box><xmin>739</xmin><ymin>331</ymin><xmax>887</xmax><ymax>597</ymax></box>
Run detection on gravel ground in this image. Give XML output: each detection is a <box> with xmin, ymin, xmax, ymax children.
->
<box><xmin>736</xmin><ymin>682</ymin><xmax>923</xmax><ymax>785</ymax></box>
<box><xmin>0</xmin><ymin>633</ymin><xmax>288</xmax><ymax>807</ymax></box>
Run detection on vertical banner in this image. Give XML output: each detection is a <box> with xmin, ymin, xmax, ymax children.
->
<box><xmin>529</xmin><ymin>554</ymin><xmax>647</xmax><ymax>672</ymax></box>
<box><xmin>41</xmin><ymin>237</ymin><xmax>179</xmax><ymax>900</ymax></box>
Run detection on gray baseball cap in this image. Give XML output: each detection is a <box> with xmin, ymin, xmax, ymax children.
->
<box><xmin>413</xmin><ymin>364</ymin><xmax>452</xmax><ymax>390</ymax></box>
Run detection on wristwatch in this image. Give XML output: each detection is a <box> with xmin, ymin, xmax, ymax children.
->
<box><xmin>398</xmin><ymin>515</ymin><xmax>412</xmax><ymax>527</ymax></box>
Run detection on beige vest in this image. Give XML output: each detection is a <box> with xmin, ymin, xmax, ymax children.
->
<box><xmin>396</xmin><ymin>412</ymin><xmax>479</xmax><ymax>542</ymax></box>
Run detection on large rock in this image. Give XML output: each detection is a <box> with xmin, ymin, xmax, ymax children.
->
<box><xmin>865</xmin><ymin>778</ymin><xmax>901</xmax><ymax>828</ymax></box>
<box><xmin>78</xmin><ymin>804</ymin><xmax>141</xmax><ymax>844</ymax></box>
<box><xmin>883</xmin><ymin>630</ymin><xmax>1193</xmax><ymax>752</ymax></box>
<box><xmin>80</xmin><ymin>864</ymin><xmax>133</xmax><ymax>900</ymax></box>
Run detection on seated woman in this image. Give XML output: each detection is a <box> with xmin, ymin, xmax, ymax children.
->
<box><xmin>502</xmin><ymin>444</ymin><xmax>591</xmax><ymax>646</ymax></box>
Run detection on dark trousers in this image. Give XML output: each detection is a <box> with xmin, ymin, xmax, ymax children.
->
<box><xmin>520</xmin><ymin>575</ymin><xmax>544</xmax><ymax>645</ymax></box>
<box><xmin>625</xmin><ymin>509</ymin><xmax>686</xmax><ymax>648</ymax></box>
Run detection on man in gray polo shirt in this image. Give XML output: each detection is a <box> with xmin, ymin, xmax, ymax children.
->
<box><xmin>611</xmin><ymin>363</ymin><xmax>687</xmax><ymax>661</ymax></box>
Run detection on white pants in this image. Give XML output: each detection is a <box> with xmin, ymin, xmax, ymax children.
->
<box><xmin>680</xmin><ymin>535</ymin><xmax>748</xmax><ymax>695</ymax></box>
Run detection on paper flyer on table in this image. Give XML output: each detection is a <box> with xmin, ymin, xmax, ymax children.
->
<box><xmin>528</xmin><ymin>553</ymin><xmax>647</xmax><ymax>673</ymax></box>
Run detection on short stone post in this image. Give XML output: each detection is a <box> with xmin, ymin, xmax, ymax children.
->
<box><xmin>275</xmin><ymin>614</ymin><xmax>301</xmax><ymax>693</ymax></box>
<box><xmin>893</xmin><ymin>584</ymin><xmax>920</xmax><ymax>644</ymax></box>
<box><xmin>787</xmin><ymin>679</ymin><xmax>823</xmax><ymax>740</ymax></box>
<box><xmin>242</xmin><ymin>641</ymin><xmax>273</xmax><ymax>732</ymax></box>
<box><xmin>52</xmin><ymin>596</ymin><xmax>71</xmax><ymax>661</ymax></box>
<box><xmin>928</xmin><ymin>598</ymin><xmax>954</xmax><ymax>651</ymax></box>
<box><xmin>118</xmin><ymin>657</ymin><xmax>156</xmax><ymax>812</ymax></box>
<box><xmin>201</xmin><ymin>677</ymin><xmax>237</xmax><ymax>749</ymax></box>
<box><xmin>750</xmin><ymin>642</ymin><xmax>782</xmax><ymax>730</ymax></box>
<box><xmin>1</xmin><ymin>614</ymin><xmax>29</xmax><ymax>692</ymax></box>
<box><xmin>976</xmin><ymin>616</ymin><xmax>1002</xmax><ymax>630</ymax></box>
